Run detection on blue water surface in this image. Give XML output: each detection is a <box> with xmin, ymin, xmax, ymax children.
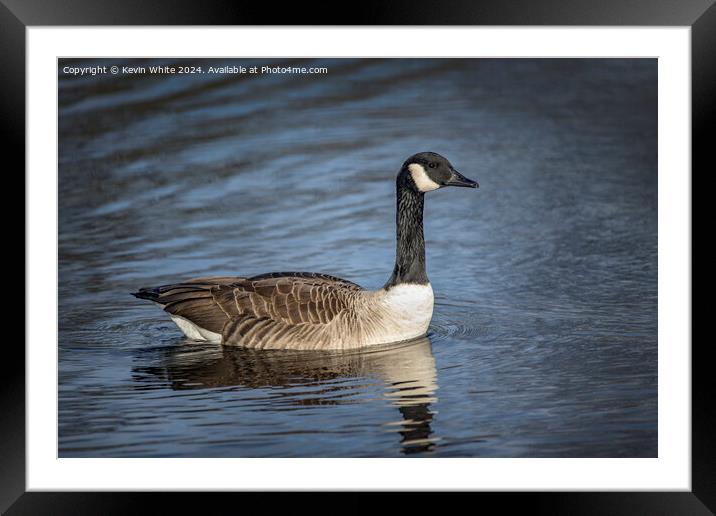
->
<box><xmin>58</xmin><ymin>58</ymin><xmax>657</xmax><ymax>457</ymax></box>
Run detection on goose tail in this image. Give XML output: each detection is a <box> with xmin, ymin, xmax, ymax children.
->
<box><xmin>131</xmin><ymin>287</ymin><xmax>162</xmax><ymax>302</ymax></box>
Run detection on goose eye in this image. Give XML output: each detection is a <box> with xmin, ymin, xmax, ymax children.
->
<box><xmin>428</xmin><ymin>162</ymin><xmax>437</xmax><ymax>169</ymax></box>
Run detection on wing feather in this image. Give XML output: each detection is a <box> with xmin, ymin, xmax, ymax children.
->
<box><xmin>134</xmin><ymin>272</ymin><xmax>364</xmax><ymax>345</ymax></box>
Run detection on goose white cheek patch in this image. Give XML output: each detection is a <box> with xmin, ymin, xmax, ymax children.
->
<box><xmin>408</xmin><ymin>163</ymin><xmax>441</xmax><ymax>192</ymax></box>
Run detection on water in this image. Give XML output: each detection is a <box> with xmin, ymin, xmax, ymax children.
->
<box><xmin>58</xmin><ymin>58</ymin><xmax>657</xmax><ymax>457</ymax></box>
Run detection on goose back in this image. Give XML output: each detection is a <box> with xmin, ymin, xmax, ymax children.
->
<box><xmin>134</xmin><ymin>272</ymin><xmax>433</xmax><ymax>350</ymax></box>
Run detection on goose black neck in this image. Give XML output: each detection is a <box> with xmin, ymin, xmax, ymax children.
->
<box><xmin>384</xmin><ymin>174</ymin><xmax>428</xmax><ymax>288</ymax></box>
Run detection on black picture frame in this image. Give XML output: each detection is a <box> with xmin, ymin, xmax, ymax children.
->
<box><xmin>5</xmin><ymin>0</ymin><xmax>708</xmax><ymax>513</ymax></box>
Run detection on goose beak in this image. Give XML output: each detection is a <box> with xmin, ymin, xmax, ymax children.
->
<box><xmin>445</xmin><ymin>169</ymin><xmax>478</xmax><ymax>188</ymax></box>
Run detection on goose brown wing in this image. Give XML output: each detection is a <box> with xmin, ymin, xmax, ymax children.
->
<box><xmin>211</xmin><ymin>272</ymin><xmax>364</xmax><ymax>327</ymax></box>
<box><xmin>132</xmin><ymin>276</ymin><xmax>243</xmax><ymax>334</ymax></box>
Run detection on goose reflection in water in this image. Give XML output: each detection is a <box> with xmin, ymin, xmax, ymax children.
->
<box><xmin>133</xmin><ymin>336</ymin><xmax>439</xmax><ymax>455</ymax></box>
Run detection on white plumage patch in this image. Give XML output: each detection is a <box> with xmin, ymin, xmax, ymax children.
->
<box><xmin>408</xmin><ymin>163</ymin><xmax>440</xmax><ymax>192</ymax></box>
<box><xmin>381</xmin><ymin>283</ymin><xmax>434</xmax><ymax>341</ymax></box>
<box><xmin>170</xmin><ymin>315</ymin><xmax>222</xmax><ymax>343</ymax></box>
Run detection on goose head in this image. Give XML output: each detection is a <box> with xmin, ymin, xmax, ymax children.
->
<box><xmin>401</xmin><ymin>151</ymin><xmax>478</xmax><ymax>192</ymax></box>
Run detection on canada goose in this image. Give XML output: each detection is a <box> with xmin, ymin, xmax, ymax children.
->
<box><xmin>132</xmin><ymin>152</ymin><xmax>477</xmax><ymax>350</ymax></box>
